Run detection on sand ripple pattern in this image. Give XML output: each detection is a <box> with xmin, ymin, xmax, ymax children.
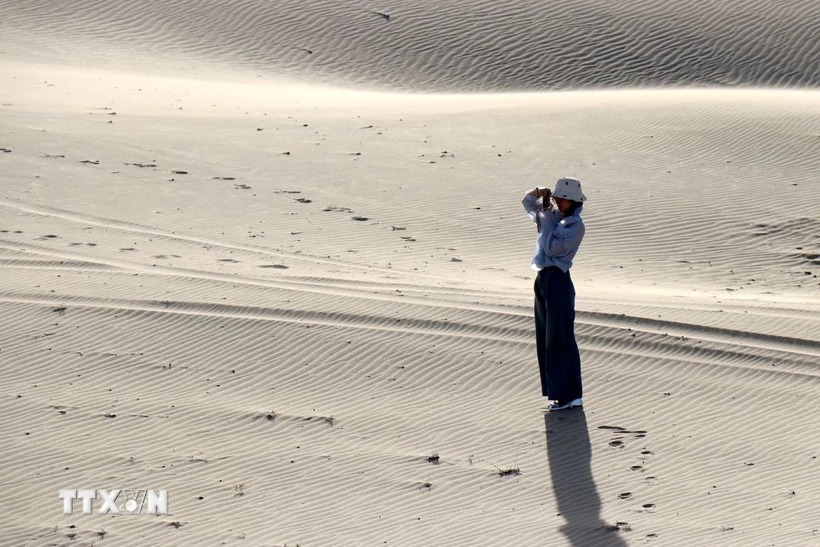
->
<box><xmin>1</xmin><ymin>277</ymin><xmax>818</xmax><ymax>544</ymax></box>
<box><xmin>1</xmin><ymin>0</ymin><xmax>819</xmax><ymax>89</ymax></box>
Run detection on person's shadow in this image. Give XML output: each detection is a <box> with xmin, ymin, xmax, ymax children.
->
<box><xmin>545</xmin><ymin>409</ymin><xmax>628</xmax><ymax>546</ymax></box>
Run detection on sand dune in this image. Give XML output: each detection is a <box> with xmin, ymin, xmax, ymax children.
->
<box><xmin>1</xmin><ymin>0</ymin><xmax>819</xmax><ymax>90</ymax></box>
<box><xmin>1</xmin><ymin>0</ymin><xmax>819</xmax><ymax>545</ymax></box>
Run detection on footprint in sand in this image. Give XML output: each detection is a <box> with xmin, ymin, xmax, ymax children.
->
<box><xmin>258</xmin><ymin>264</ymin><xmax>289</xmax><ymax>269</ymax></box>
<box><xmin>218</xmin><ymin>258</ymin><xmax>240</xmax><ymax>263</ymax></box>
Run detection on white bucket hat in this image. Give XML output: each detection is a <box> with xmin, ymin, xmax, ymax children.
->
<box><xmin>552</xmin><ymin>177</ymin><xmax>586</xmax><ymax>202</ymax></box>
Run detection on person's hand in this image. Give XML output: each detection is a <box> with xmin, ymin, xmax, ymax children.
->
<box><xmin>528</xmin><ymin>187</ymin><xmax>553</xmax><ymax>209</ymax></box>
<box><xmin>539</xmin><ymin>189</ymin><xmax>554</xmax><ymax>209</ymax></box>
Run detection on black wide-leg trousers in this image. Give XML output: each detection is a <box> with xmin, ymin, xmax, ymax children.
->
<box><xmin>533</xmin><ymin>266</ymin><xmax>582</xmax><ymax>401</ymax></box>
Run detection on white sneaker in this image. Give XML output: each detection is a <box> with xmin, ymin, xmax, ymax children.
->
<box><xmin>546</xmin><ymin>398</ymin><xmax>583</xmax><ymax>411</ymax></box>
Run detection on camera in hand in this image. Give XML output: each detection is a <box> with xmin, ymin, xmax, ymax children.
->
<box><xmin>542</xmin><ymin>188</ymin><xmax>552</xmax><ymax>208</ymax></box>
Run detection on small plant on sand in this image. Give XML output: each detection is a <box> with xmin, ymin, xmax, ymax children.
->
<box><xmin>494</xmin><ymin>444</ymin><xmax>523</xmax><ymax>477</ymax></box>
<box><xmin>427</xmin><ymin>453</ymin><xmax>440</xmax><ymax>464</ymax></box>
<box><xmin>496</xmin><ymin>467</ymin><xmax>522</xmax><ymax>477</ymax></box>
<box><xmin>603</xmin><ymin>521</ymin><xmax>631</xmax><ymax>532</ymax></box>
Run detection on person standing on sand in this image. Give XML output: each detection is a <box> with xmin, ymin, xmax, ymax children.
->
<box><xmin>522</xmin><ymin>177</ymin><xmax>587</xmax><ymax>411</ymax></box>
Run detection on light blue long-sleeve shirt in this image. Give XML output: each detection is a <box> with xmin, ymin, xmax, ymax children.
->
<box><xmin>522</xmin><ymin>193</ymin><xmax>585</xmax><ymax>272</ymax></box>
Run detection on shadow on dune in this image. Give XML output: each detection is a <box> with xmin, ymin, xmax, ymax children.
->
<box><xmin>545</xmin><ymin>409</ymin><xmax>628</xmax><ymax>547</ymax></box>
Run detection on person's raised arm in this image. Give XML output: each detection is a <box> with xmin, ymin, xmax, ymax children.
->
<box><xmin>523</xmin><ymin>187</ymin><xmax>554</xmax><ymax>232</ymax></box>
<box><xmin>523</xmin><ymin>187</ymin><xmax>550</xmax><ymax>221</ymax></box>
